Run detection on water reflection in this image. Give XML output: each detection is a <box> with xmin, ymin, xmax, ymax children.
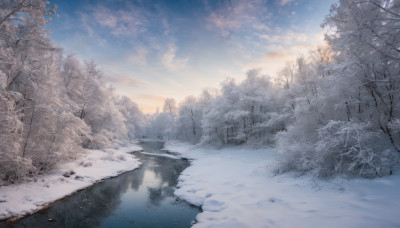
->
<box><xmin>1</xmin><ymin>141</ymin><xmax>200</xmax><ymax>228</ymax></box>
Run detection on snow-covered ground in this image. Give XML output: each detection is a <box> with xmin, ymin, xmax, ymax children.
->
<box><xmin>140</xmin><ymin>151</ymin><xmax>180</xmax><ymax>159</ymax></box>
<box><xmin>165</xmin><ymin>142</ymin><xmax>400</xmax><ymax>228</ymax></box>
<box><xmin>0</xmin><ymin>143</ymin><xmax>142</xmax><ymax>221</ymax></box>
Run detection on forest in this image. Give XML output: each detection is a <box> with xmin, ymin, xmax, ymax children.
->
<box><xmin>1</xmin><ymin>0</ymin><xmax>399</xmax><ymax>187</ymax></box>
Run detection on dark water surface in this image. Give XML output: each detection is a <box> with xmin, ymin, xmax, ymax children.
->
<box><xmin>1</xmin><ymin>141</ymin><xmax>200</xmax><ymax>228</ymax></box>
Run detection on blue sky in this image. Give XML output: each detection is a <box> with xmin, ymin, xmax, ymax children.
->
<box><xmin>47</xmin><ymin>0</ymin><xmax>336</xmax><ymax>113</ymax></box>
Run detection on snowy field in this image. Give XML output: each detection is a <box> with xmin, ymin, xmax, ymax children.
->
<box><xmin>165</xmin><ymin>142</ymin><xmax>400</xmax><ymax>228</ymax></box>
<box><xmin>0</xmin><ymin>144</ymin><xmax>142</xmax><ymax>221</ymax></box>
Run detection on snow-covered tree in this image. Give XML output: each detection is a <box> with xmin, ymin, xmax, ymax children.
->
<box><xmin>163</xmin><ymin>98</ymin><xmax>178</xmax><ymax>115</ymax></box>
<box><xmin>114</xmin><ymin>95</ymin><xmax>146</xmax><ymax>140</ymax></box>
<box><xmin>144</xmin><ymin>99</ymin><xmax>176</xmax><ymax>140</ymax></box>
<box><xmin>0</xmin><ymin>0</ymin><xmax>143</xmax><ymax>184</ymax></box>
<box><xmin>174</xmin><ymin>96</ymin><xmax>202</xmax><ymax>143</ymax></box>
<box><xmin>276</xmin><ymin>0</ymin><xmax>400</xmax><ymax>177</ymax></box>
<box><xmin>200</xmin><ymin>70</ymin><xmax>286</xmax><ymax>146</ymax></box>
<box><xmin>323</xmin><ymin>0</ymin><xmax>400</xmax><ymax>152</ymax></box>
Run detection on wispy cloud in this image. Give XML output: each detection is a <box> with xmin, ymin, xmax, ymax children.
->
<box><xmin>82</xmin><ymin>3</ymin><xmax>190</xmax><ymax>73</ymax></box>
<box><xmin>241</xmin><ymin>30</ymin><xmax>326</xmax><ymax>75</ymax></box>
<box><xmin>207</xmin><ymin>0</ymin><xmax>269</xmax><ymax>38</ymax></box>
<box><xmin>258</xmin><ymin>30</ymin><xmax>311</xmax><ymax>46</ymax></box>
<box><xmin>103</xmin><ymin>75</ymin><xmax>145</xmax><ymax>87</ymax></box>
<box><xmin>263</xmin><ymin>52</ymin><xmax>287</xmax><ymax>60</ymax></box>
<box><xmin>161</xmin><ymin>44</ymin><xmax>189</xmax><ymax>71</ymax></box>
<box><xmin>91</xmin><ymin>5</ymin><xmax>147</xmax><ymax>37</ymax></box>
<box><xmin>79</xmin><ymin>13</ymin><xmax>106</xmax><ymax>45</ymax></box>
<box><xmin>126</xmin><ymin>47</ymin><xmax>148</xmax><ymax>66</ymax></box>
<box><xmin>279</xmin><ymin>0</ymin><xmax>296</xmax><ymax>6</ymax></box>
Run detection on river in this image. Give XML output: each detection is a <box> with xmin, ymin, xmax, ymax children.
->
<box><xmin>1</xmin><ymin>141</ymin><xmax>200</xmax><ymax>228</ymax></box>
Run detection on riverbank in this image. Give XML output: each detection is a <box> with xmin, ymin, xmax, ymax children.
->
<box><xmin>0</xmin><ymin>144</ymin><xmax>142</xmax><ymax>221</ymax></box>
<box><xmin>165</xmin><ymin>141</ymin><xmax>400</xmax><ymax>228</ymax></box>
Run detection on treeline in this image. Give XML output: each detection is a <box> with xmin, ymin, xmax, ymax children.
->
<box><xmin>145</xmin><ymin>0</ymin><xmax>400</xmax><ymax>177</ymax></box>
<box><xmin>0</xmin><ymin>0</ymin><xmax>144</xmax><ymax>185</ymax></box>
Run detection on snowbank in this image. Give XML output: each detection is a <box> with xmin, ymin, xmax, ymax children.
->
<box><xmin>165</xmin><ymin>142</ymin><xmax>400</xmax><ymax>228</ymax></box>
<box><xmin>0</xmin><ymin>143</ymin><xmax>142</xmax><ymax>221</ymax></box>
<box><xmin>140</xmin><ymin>152</ymin><xmax>180</xmax><ymax>159</ymax></box>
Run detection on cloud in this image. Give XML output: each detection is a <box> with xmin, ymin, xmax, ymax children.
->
<box><xmin>93</xmin><ymin>8</ymin><xmax>118</xmax><ymax>28</ymax></box>
<box><xmin>79</xmin><ymin>14</ymin><xmax>107</xmax><ymax>46</ymax></box>
<box><xmin>103</xmin><ymin>75</ymin><xmax>145</xmax><ymax>87</ymax></box>
<box><xmin>263</xmin><ymin>52</ymin><xmax>287</xmax><ymax>60</ymax></box>
<box><xmin>258</xmin><ymin>30</ymin><xmax>314</xmax><ymax>47</ymax></box>
<box><xmin>279</xmin><ymin>0</ymin><xmax>295</xmax><ymax>6</ymax></box>
<box><xmin>207</xmin><ymin>0</ymin><xmax>269</xmax><ymax>37</ymax></box>
<box><xmin>240</xmin><ymin>30</ymin><xmax>327</xmax><ymax>76</ymax></box>
<box><xmin>126</xmin><ymin>47</ymin><xmax>148</xmax><ymax>66</ymax></box>
<box><xmin>161</xmin><ymin>44</ymin><xmax>189</xmax><ymax>71</ymax></box>
<box><xmin>91</xmin><ymin>5</ymin><xmax>147</xmax><ymax>37</ymax></box>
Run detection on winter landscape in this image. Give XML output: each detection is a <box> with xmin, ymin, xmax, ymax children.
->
<box><xmin>1</xmin><ymin>0</ymin><xmax>400</xmax><ymax>227</ymax></box>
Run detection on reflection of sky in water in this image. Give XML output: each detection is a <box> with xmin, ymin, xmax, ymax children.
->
<box><xmin>98</xmin><ymin>149</ymin><xmax>200</xmax><ymax>228</ymax></box>
<box><xmin>2</xmin><ymin>141</ymin><xmax>200</xmax><ymax>228</ymax></box>
<box><xmin>143</xmin><ymin>170</ymin><xmax>160</xmax><ymax>187</ymax></box>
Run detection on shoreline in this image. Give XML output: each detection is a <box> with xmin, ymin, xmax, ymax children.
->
<box><xmin>0</xmin><ymin>144</ymin><xmax>143</xmax><ymax>222</ymax></box>
<box><xmin>1</xmin><ymin>167</ymin><xmax>141</xmax><ymax>223</ymax></box>
<box><xmin>165</xmin><ymin>141</ymin><xmax>400</xmax><ymax>228</ymax></box>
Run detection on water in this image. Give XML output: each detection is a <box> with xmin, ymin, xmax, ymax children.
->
<box><xmin>2</xmin><ymin>141</ymin><xmax>200</xmax><ymax>228</ymax></box>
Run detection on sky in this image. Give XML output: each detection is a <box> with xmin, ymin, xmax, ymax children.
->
<box><xmin>46</xmin><ymin>0</ymin><xmax>336</xmax><ymax>113</ymax></box>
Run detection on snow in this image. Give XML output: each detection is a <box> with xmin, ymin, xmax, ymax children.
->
<box><xmin>140</xmin><ymin>151</ymin><xmax>180</xmax><ymax>159</ymax></box>
<box><xmin>0</xmin><ymin>143</ymin><xmax>143</xmax><ymax>221</ymax></box>
<box><xmin>165</xmin><ymin>141</ymin><xmax>400</xmax><ymax>228</ymax></box>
